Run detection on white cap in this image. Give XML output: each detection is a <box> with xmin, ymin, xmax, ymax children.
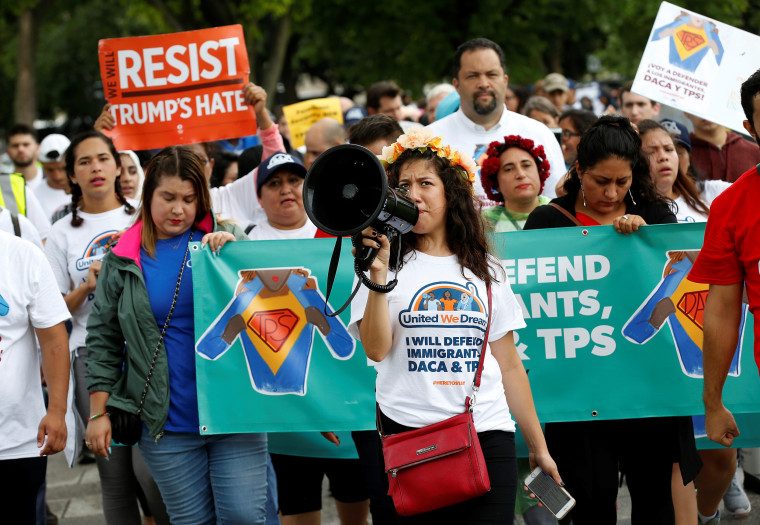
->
<box><xmin>38</xmin><ymin>134</ymin><xmax>71</xmax><ymax>163</ymax></box>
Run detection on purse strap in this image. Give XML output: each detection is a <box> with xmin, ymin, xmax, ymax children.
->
<box><xmin>548</xmin><ymin>202</ymin><xmax>584</xmax><ymax>227</ymax></box>
<box><xmin>464</xmin><ymin>282</ymin><xmax>492</xmax><ymax>413</ymax></box>
<box><xmin>136</xmin><ymin>228</ymin><xmax>194</xmax><ymax>416</ymax></box>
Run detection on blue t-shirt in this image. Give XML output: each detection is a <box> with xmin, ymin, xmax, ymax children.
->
<box><xmin>141</xmin><ymin>229</ymin><xmax>203</xmax><ymax>433</ymax></box>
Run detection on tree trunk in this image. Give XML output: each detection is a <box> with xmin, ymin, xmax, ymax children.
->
<box><xmin>261</xmin><ymin>13</ymin><xmax>292</xmax><ymax>111</ymax></box>
<box><xmin>14</xmin><ymin>6</ymin><xmax>38</xmax><ymax>125</ymax></box>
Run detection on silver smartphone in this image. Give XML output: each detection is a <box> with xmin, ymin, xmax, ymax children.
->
<box><xmin>525</xmin><ymin>466</ymin><xmax>576</xmax><ymax>519</ymax></box>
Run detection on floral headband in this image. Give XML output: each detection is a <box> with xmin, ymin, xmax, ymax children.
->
<box><xmin>381</xmin><ymin>126</ymin><xmax>477</xmax><ymax>186</ymax></box>
<box><xmin>480</xmin><ymin>135</ymin><xmax>551</xmax><ymax>202</ymax></box>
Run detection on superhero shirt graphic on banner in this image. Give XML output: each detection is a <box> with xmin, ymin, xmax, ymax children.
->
<box><xmin>622</xmin><ymin>250</ymin><xmax>747</xmax><ymax>378</ymax></box>
<box><xmin>196</xmin><ymin>267</ymin><xmax>355</xmax><ymax>395</ymax></box>
<box><xmin>348</xmin><ymin>252</ymin><xmax>526</xmax><ymax>433</ymax></box>
<box><xmin>651</xmin><ymin>13</ymin><xmax>724</xmax><ymax>73</ymax></box>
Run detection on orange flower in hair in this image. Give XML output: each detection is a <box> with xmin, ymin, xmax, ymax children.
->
<box><xmin>381</xmin><ymin>126</ymin><xmax>477</xmax><ymax>186</ymax></box>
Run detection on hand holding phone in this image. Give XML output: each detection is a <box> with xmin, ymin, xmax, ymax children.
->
<box><xmin>525</xmin><ymin>466</ymin><xmax>576</xmax><ymax>519</ymax></box>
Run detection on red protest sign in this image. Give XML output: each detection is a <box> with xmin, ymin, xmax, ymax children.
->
<box><xmin>98</xmin><ymin>25</ymin><xmax>257</xmax><ymax>151</ymax></box>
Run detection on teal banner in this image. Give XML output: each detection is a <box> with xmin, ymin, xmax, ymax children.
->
<box><xmin>494</xmin><ymin>222</ymin><xmax>758</xmax><ymax>423</ymax></box>
<box><xmin>192</xmin><ymin>239</ymin><xmax>376</xmax><ymax>436</ymax></box>
<box><xmin>191</xmin><ymin>224</ymin><xmax>760</xmax><ymax>447</ymax></box>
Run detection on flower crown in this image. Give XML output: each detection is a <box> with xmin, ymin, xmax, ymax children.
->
<box><xmin>480</xmin><ymin>135</ymin><xmax>551</xmax><ymax>202</ymax></box>
<box><xmin>381</xmin><ymin>126</ymin><xmax>477</xmax><ymax>186</ymax></box>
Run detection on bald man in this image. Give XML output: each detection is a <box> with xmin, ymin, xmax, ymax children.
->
<box><xmin>303</xmin><ymin>118</ymin><xmax>346</xmax><ymax>169</ymax></box>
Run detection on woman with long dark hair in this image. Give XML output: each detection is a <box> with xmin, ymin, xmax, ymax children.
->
<box><xmin>45</xmin><ymin>131</ymin><xmax>168</xmax><ymax>525</ymax></box>
<box><xmin>638</xmin><ymin>119</ymin><xmax>730</xmax><ymax>222</ymax></box>
<box><xmin>525</xmin><ymin>116</ymin><xmax>700</xmax><ymax>524</ymax></box>
<box><xmin>349</xmin><ymin>128</ymin><xmax>561</xmax><ymax>523</ymax></box>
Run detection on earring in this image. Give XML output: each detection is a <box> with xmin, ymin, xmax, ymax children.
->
<box><xmin>581</xmin><ymin>183</ymin><xmax>587</xmax><ymax>207</ymax></box>
<box><xmin>628</xmin><ymin>189</ymin><xmax>637</xmax><ymax>206</ymax></box>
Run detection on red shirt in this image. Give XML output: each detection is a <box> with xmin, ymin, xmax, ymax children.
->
<box><xmin>689</xmin><ymin>165</ymin><xmax>760</xmax><ymax>363</ymax></box>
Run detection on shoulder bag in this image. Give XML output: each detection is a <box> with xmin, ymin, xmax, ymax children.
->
<box><xmin>379</xmin><ymin>283</ymin><xmax>493</xmax><ymax>516</ymax></box>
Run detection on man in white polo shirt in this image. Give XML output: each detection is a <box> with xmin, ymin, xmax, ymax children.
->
<box><xmin>428</xmin><ymin>38</ymin><xmax>565</xmax><ymax>199</ymax></box>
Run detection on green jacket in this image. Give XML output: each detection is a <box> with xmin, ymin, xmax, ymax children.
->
<box><xmin>85</xmin><ymin>212</ymin><xmax>246</xmax><ymax>438</ymax></box>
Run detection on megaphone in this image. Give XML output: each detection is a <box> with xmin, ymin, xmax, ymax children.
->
<box><xmin>303</xmin><ymin>144</ymin><xmax>418</xmax><ymax>273</ymax></box>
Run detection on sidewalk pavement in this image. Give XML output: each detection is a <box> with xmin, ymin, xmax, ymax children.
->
<box><xmin>46</xmin><ymin>451</ymin><xmax>760</xmax><ymax>524</ymax></box>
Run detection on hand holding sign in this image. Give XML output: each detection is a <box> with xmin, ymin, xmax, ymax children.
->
<box><xmin>243</xmin><ymin>82</ymin><xmax>273</xmax><ymax>130</ymax></box>
<box><xmin>98</xmin><ymin>25</ymin><xmax>258</xmax><ymax>150</ymax></box>
<box><xmin>94</xmin><ymin>104</ymin><xmax>115</xmax><ymax>133</ymax></box>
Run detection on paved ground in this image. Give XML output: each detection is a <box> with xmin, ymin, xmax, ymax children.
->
<box><xmin>47</xmin><ymin>451</ymin><xmax>760</xmax><ymax>524</ymax></box>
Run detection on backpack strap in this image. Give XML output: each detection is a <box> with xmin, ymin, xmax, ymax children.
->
<box><xmin>10</xmin><ymin>211</ymin><xmax>21</xmax><ymax>237</ymax></box>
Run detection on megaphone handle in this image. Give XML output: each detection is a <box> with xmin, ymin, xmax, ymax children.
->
<box><xmin>351</xmin><ymin>233</ymin><xmax>379</xmax><ymax>272</ymax></box>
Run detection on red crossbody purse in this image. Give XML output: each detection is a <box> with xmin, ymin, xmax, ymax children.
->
<box><xmin>379</xmin><ymin>284</ymin><xmax>493</xmax><ymax>516</ymax></box>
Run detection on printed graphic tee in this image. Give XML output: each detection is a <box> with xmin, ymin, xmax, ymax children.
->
<box><xmin>0</xmin><ymin>232</ymin><xmax>70</xmax><ymax>459</ymax></box>
<box><xmin>45</xmin><ymin>205</ymin><xmax>135</xmax><ymax>352</ymax></box>
<box><xmin>349</xmin><ymin>251</ymin><xmax>526</xmax><ymax>432</ymax></box>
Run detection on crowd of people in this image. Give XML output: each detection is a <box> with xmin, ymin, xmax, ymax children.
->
<box><xmin>2</xmin><ymin>35</ymin><xmax>760</xmax><ymax>525</ymax></box>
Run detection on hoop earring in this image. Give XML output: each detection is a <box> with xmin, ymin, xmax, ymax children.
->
<box><xmin>628</xmin><ymin>189</ymin><xmax>637</xmax><ymax>206</ymax></box>
<box><xmin>581</xmin><ymin>183</ymin><xmax>587</xmax><ymax>207</ymax></box>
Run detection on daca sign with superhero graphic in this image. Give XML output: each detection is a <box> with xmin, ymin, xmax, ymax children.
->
<box><xmin>632</xmin><ymin>2</ymin><xmax>760</xmax><ymax>135</ymax></box>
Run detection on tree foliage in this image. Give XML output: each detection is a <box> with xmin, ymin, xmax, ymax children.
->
<box><xmin>0</xmin><ymin>0</ymin><xmax>756</xmax><ymax>128</ymax></box>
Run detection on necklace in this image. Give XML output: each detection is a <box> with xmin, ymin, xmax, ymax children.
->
<box><xmin>167</xmin><ymin>228</ymin><xmax>193</xmax><ymax>250</ymax></box>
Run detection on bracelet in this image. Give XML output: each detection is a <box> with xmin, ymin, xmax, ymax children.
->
<box><xmin>87</xmin><ymin>411</ymin><xmax>110</xmax><ymax>422</ymax></box>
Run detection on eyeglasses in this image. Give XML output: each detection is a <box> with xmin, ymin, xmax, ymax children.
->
<box><xmin>561</xmin><ymin>129</ymin><xmax>582</xmax><ymax>139</ymax></box>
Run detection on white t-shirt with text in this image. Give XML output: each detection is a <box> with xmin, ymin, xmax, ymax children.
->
<box><xmin>45</xmin><ymin>206</ymin><xmax>136</xmax><ymax>351</ymax></box>
<box><xmin>349</xmin><ymin>251</ymin><xmax>526</xmax><ymax>432</ymax></box>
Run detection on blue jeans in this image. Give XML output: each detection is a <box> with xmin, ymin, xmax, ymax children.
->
<box><xmin>139</xmin><ymin>428</ymin><xmax>268</xmax><ymax>525</ymax></box>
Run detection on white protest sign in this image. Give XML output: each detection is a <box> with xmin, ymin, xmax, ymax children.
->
<box><xmin>632</xmin><ymin>2</ymin><xmax>760</xmax><ymax>134</ymax></box>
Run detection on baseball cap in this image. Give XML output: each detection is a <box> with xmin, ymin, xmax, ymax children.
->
<box><xmin>344</xmin><ymin>106</ymin><xmax>369</xmax><ymax>127</ymax></box>
<box><xmin>256</xmin><ymin>152</ymin><xmax>307</xmax><ymax>195</ymax></box>
<box><xmin>38</xmin><ymin>134</ymin><xmax>71</xmax><ymax>163</ymax></box>
<box><xmin>544</xmin><ymin>73</ymin><xmax>569</xmax><ymax>93</ymax></box>
<box><xmin>660</xmin><ymin>119</ymin><xmax>691</xmax><ymax>152</ymax></box>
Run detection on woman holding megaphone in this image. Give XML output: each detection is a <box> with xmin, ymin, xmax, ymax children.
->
<box><xmin>347</xmin><ymin>127</ymin><xmax>561</xmax><ymax>523</ymax></box>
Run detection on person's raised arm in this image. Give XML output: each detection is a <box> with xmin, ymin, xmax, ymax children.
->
<box><xmin>244</xmin><ymin>82</ymin><xmax>273</xmax><ymax>131</ymax></box>
<box><xmin>703</xmin><ymin>282</ymin><xmax>744</xmax><ymax>446</ymax></box>
<box><xmin>243</xmin><ymin>82</ymin><xmax>284</xmax><ymax>158</ymax></box>
<box><xmin>36</xmin><ymin>322</ymin><xmax>70</xmax><ymax>455</ymax></box>
<box><xmin>490</xmin><ymin>332</ymin><xmax>562</xmax><ymax>485</ymax></box>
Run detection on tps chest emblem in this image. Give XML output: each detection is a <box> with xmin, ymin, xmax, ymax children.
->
<box><xmin>249</xmin><ymin>309</ymin><xmax>300</xmax><ymax>353</ymax></box>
